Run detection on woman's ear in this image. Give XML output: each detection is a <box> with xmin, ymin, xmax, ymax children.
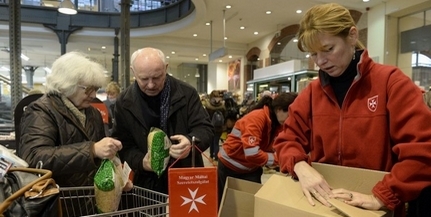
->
<box><xmin>349</xmin><ymin>26</ymin><xmax>359</xmax><ymax>45</ymax></box>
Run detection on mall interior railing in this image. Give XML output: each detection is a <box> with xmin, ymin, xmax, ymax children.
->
<box><xmin>21</xmin><ymin>0</ymin><xmax>180</xmax><ymax>12</ymax></box>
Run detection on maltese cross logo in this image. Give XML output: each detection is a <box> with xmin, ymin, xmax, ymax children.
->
<box><xmin>367</xmin><ymin>95</ymin><xmax>378</xmax><ymax>112</ymax></box>
<box><xmin>180</xmin><ymin>188</ymin><xmax>207</xmax><ymax>213</ymax></box>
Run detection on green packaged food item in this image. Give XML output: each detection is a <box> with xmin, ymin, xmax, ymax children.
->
<box><xmin>148</xmin><ymin>127</ymin><xmax>172</xmax><ymax>177</ymax></box>
<box><xmin>94</xmin><ymin>157</ymin><xmax>123</xmax><ymax>213</ymax></box>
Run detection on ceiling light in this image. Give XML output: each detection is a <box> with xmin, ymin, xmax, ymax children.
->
<box><xmin>218</xmin><ymin>60</ymin><xmax>223</xmax><ymax>62</ymax></box>
<box><xmin>296</xmin><ymin>10</ymin><xmax>302</xmax><ymax>14</ymax></box>
<box><xmin>44</xmin><ymin>67</ymin><xmax>52</xmax><ymax>73</ymax></box>
<box><xmin>2</xmin><ymin>48</ymin><xmax>29</xmax><ymax>61</ymax></box>
<box><xmin>228</xmin><ymin>55</ymin><xmax>232</xmax><ymax>58</ymax></box>
<box><xmin>240</xmin><ymin>26</ymin><xmax>245</xmax><ymax>30</ymax></box>
<box><xmin>58</xmin><ymin>0</ymin><xmax>77</xmax><ymax>15</ymax></box>
<box><xmin>293</xmin><ymin>38</ymin><xmax>298</xmax><ymax>43</ymax></box>
<box><xmin>254</xmin><ymin>32</ymin><xmax>259</xmax><ymax>35</ymax></box>
<box><xmin>266</xmin><ymin>11</ymin><xmax>272</xmax><ymax>15</ymax></box>
<box><xmin>224</xmin><ymin>37</ymin><xmax>228</xmax><ymax>40</ymax></box>
<box><xmin>205</xmin><ymin>22</ymin><xmax>211</xmax><ymax>26</ymax></box>
<box><xmin>195</xmin><ymin>69</ymin><xmax>200</xmax><ymax>77</ymax></box>
<box><xmin>363</xmin><ymin>0</ymin><xmax>370</xmax><ymax>2</ymax></box>
<box><xmin>166</xmin><ymin>56</ymin><xmax>170</xmax><ymax>59</ymax></box>
<box><xmin>195</xmin><ymin>58</ymin><xmax>199</xmax><ymax>61</ymax></box>
<box><xmin>43</xmin><ymin>3</ymin><xmax>54</xmax><ymax>7</ymax></box>
<box><xmin>101</xmin><ymin>46</ymin><xmax>106</xmax><ymax>49</ymax></box>
<box><xmin>203</xmin><ymin>54</ymin><xmax>207</xmax><ymax>57</ymax></box>
<box><xmin>171</xmin><ymin>51</ymin><xmax>175</xmax><ymax>54</ymax></box>
<box><xmin>20</xmin><ymin>54</ymin><xmax>29</xmax><ymax>61</ymax></box>
<box><xmin>225</xmin><ymin>5</ymin><xmax>231</xmax><ymax>9</ymax></box>
<box><xmin>193</xmin><ymin>34</ymin><xmax>197</xmax><ymax>37</ymax></box>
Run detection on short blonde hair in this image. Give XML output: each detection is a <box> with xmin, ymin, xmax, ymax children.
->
<box><xmin>297</xmin><ymin>3</ymin><xmax>365</xmax><ymax>53</ymax></box>
<box><xmin>105</xmin><ymin>81</ymin><xmax>121</xmax><ymax>95</ymax></box>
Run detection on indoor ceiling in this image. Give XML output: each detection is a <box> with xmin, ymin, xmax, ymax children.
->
<box><xmin>0</xmin><ymin>0</ymin><xmax>387</xmax><ymax>84</ymax></box>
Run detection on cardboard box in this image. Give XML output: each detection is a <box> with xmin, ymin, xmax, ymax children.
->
<box><xmin>254</xmin><ymin>163</ymin><xmax>393</xmax><ymax>217</ymax></box>
<box><xmin>218</xmin><ymin>177</ymin><xmax>262</xmax><ymax>217</ymax></box>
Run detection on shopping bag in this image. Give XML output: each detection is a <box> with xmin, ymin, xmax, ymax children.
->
<box><xmin>168</xmin><ymin>137</ymin><xmax>217</xmax><ymax>217</ymax></box>
<box><xmin>0</xmin><ymin>167</ymin><xmax>60</xmax><ymax>217</ymax></box>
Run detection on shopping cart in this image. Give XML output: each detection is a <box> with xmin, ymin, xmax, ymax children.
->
<box><xmin>59</xmin><ymin>186</ymin><xmax>169</xmax><ymax>217</ymax></box>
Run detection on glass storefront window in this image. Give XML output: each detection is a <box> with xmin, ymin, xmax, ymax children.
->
<box><xmin>400</xmin><ymin>9</ymin><xmax>431</xmax><ymax>90</ymax></box>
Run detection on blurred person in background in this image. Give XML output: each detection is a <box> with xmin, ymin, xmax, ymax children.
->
<box><xmin>217</xmin><ymin>92</ymin><xmax>297</xmax><ymax>206</ymax></box>
<box><xmin>274</xmin><ymin>3</ymin><xmax>431</xmax><ymax>216</ymax></box>
<box><xmin>202</xmin><ymin>90</ymin><xmax>225</xmax><ymax>160</ymax></box>
<box><xmin>103</xmin><ymin>81</ymin><xmax>121</xmax><ymax>134</ymax></box>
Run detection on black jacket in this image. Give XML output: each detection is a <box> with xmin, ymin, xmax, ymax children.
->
<box><xmin>112</xmin><ymin>76</ymin><xmax>213</xmax><ymax>193</ymax></box>
<box><xmin>18</xmin><ymin>93</ymin><xmax>105</xmax><ymax>187</ymax></box>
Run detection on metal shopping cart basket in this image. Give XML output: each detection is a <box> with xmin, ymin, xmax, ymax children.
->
<box><xmin>59</xmin><ymin>186</ymin><xmax>169</xmax><ymax>217</ymax></box>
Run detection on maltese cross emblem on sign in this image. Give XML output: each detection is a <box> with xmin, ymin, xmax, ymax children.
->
<box><xmin>181</xmin><ymin>188</ymin><xmax>206</xmax><ymax>213</ymax></box>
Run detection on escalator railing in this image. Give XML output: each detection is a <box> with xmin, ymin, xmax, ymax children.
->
<box><xmin>0</xmin><ymin>74</ymin><xmax>31</xmax><ymax>94</ymax></box>
<box><xmin>0</xmin><ymin>74</ymin><xmax>32</xmax><ymax>126</ymax></box>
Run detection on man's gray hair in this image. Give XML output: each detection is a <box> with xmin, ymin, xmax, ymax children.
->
<box><xmin>130</xmin><ymin>47</ymin><xmax>166</xmax><ymax>71</ymax></box>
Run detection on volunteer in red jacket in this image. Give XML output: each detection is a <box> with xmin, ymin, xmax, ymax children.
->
<box><xmin>274</xmin><ymin>3</ymin><xmax>431</xmax><ymax>216</ymax></box>
<box><xmin>217</xmin><ymin>92</ymin><xmax>297</xmax><ymax>206</ymax></box>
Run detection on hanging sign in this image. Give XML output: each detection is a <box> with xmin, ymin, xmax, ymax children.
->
<box><xmin>168</xmin><ymin>166</ymin><xmax>218</xmax><ymax>217</ymax></box>
<box><xmin>90</xmin><ymin>102</ymin><xmax>109</xmax><ymax>124</ymax></box>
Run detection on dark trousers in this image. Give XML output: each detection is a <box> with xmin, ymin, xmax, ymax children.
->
<box><xmin>217</xmin><ymin>160</ymin><xmax>263</xmax><ymax>208</ymax></box>
<box><xmin>210</xmin><ymin>132</ymin><xmax>222</xmax><ymax>159</ymax></box>
<box><xmin>407</xmin><ymin>186</ymin><xmax>431</xmax><ymax>217</ymax></box>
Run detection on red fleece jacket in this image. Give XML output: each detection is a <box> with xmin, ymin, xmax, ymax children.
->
<box><xmin>274</xmin><ymin>50</ymin><xmax>431</xmax><ymax>211</ymax></box>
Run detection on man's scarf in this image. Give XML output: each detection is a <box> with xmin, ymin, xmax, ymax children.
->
<box><xmin>159</xmin><ymin>77</ymin><xmax>171</xmax><ymax>132</ymax></box>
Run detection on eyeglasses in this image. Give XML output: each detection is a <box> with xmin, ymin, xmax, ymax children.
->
<box><xmin>78</xmin><ymin>85</ymin><xmax>100</xmax><ymax>95</ymax></box>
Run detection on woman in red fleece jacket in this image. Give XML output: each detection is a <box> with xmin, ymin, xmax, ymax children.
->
<box><xmin>273</xmin><ymin>3</ymin><xmax>431</xmax><ymax>216</ymax></box>
<box><xmin>217</xmin><ymin>92</ymin><xmax>297</xmax><ymax>206</ymax></box>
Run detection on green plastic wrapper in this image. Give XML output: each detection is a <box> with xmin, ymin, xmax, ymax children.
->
<box><xmin>94</xmin><ymin>160</ymin><xmax>115</xmax><ymax>191</ymax></box>
<box><xmin>94</xmin><ymin>157</ymin><xmax>123</xmax><ymax>213</ymax></box>
<box><xmin>148</xmin><ymin>127</ymin><xmax>172</xmax><ymax>177</ymax></box>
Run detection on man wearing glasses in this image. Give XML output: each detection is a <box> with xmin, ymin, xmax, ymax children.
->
<box><xmin>111</xmin><ymin>47</ymin><xmax>214</xmax><ymax>194</ymax></box>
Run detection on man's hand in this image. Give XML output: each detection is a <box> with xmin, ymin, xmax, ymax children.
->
<box><xmin>169</xmin><ymin>135</ymin><xmax>191</xmax><ymax>159</ymax></box>
<box><xmin>142</xmin><ymin>152</ymin><xmax>153</xmax><ymax>171</ymax></box>
<box><xmin>123</xmin><ymin>180</ymin><xmax>134</xmax><ymax>192</ymax></box>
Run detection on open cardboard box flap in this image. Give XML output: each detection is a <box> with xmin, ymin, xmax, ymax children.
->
<box><xmin>254</xmin><ymin>163</ymin><xmax>393</xmax><ymax>217</ymax></box>
<box><xmin>218</xmin><ymin>177</ymin><xmax>262</xmax><ymax>217</ymax></box>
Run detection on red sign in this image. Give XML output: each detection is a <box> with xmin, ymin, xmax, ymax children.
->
<box><xmin>168</xmin><ymin>167</ymin><xmax>218</xmax><ymax>217</ymax></box>
<box><xmin>90</xmin><ymin>103</ymin><xmax>109</xmax><ymax>124</ymax></box>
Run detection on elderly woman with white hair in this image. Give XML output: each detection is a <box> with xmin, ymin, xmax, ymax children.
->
<box><xmin>17</xmin><ymin>51</ymin><xmax>123</xmax><ymax>187</ymax></box>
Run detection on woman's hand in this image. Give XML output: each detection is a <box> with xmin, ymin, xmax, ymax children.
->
<box><xmin>330</xmin><ymin>189</ymin><xmax>385</xmax><ymax>210</ymax></box>
<box><xmin>294</xmin><ymin>161</ymin><xmax>333</xmax><ymax>207</ymax></box>
<box><xmin>93</xmin><ymin>137</ymin><xmax>123</xmax><ymax>159</ymax></box>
